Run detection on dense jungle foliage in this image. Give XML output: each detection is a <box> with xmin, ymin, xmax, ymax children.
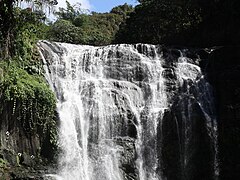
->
<box><xmin>0</xmin><ymin>1</ymin><xmax>57</xmax><ymax>132</ymax></box>
<box><xmin>2</xmin><ymin>0</ymin><xmax>238</xmax><ymax>50</ymax></box>
<box><xmin>48</xmin><ymin>2</ymin><xmax>134</xmax><ymax>45</ymax></box>
<box><xmin>0</xmin><ymin>1</ymin><xmax>58</xmax><ymax>175</ymax></box>
<box><xmin>41</xmin><ymin>0</ymin><xmax>240</xmax><ymax>46</ymax></box>
<box><xmin>1</xmin><ymin>0</ymin><xmax>240</xmax><ymax>55</ymax></box>
<box><xmin>115</xmin><ymin>0</ymin><xmax>240</xmax><ymax>46</ymax></box>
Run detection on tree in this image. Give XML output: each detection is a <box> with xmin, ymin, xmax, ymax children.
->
<box><xmin>0</xmin><ymin>0</ymin><xmax>15</xmax><ymax>58</ymax></box>
<box><xmin>48</xmin><ymin>2</ymin><xmax>133</xmax><ymax>45</ymax></box>
<box><xmin>55</xmin><ymin>0</ymin><xmax>82</xmax><ymax>21</ymax></box>
<box><xmin>115</xmin><ymin>0</ymin><xmax>203</xmax><ymax>44</ymax></box>
<box><xmin>0</xmin><ymin>0</ymin><xmax>57</xmax><ymax>59</ymax></box>
<box><xmin>116</xmin><ymin>0</ymin><xmax>240</xmax><ymax>46</ymax></box>
<box><xmin>110</xmin><ymin>3</ymin><xmax>133</xmax><ymax>17</ymax></box>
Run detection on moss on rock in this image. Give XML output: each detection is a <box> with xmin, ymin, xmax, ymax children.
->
<box><xmin>0</xmin><ymin>49</ymin><xmax>58</xmax><ymax>178</ymax></box>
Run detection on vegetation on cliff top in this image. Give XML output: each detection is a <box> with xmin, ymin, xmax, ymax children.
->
<box><xmin>48</xmin><ymin>2</ymin><xmax>133</xmax><ymax>45</ymax></box>
<box><xmin>45</xmin><ymin>0</ymin><xmax>240</xmax><ymax>46</ymax></box>
<box><xmin>115</xmin><ymin>0</ymin><xmax>240</xmax><ymax>46</ymax></box>
<box><xmin>0</xmin><ymin>1</ymin><xmax>58</xmax><ymax>174</ymax></box>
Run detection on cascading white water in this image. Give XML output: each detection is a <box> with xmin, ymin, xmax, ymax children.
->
<box><xmin>38</xmin><ymin>41</ymin><xmax>218</xmax><ymax>180</ymax></box>
<box><xmin>176</xmin><ymin>51</ymin><xmax>219</xmax><ymax>178</ymax></box>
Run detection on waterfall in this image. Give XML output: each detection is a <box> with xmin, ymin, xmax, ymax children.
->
<box><xmin>38</xmin><ymin>41</ymin><xmax>218</xmax><ymax>180</ymax></box>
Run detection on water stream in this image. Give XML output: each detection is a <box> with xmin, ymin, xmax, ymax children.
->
<box><xmin>38</xmin><ymin>41</ymin><xmax>218</xmax><ymax>180</ymax></box>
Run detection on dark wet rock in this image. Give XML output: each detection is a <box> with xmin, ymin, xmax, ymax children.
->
<box><xmin>207</xmin><ymin>46</ymin><xmax>240</xmax><ymax>179</ymax></box>
<box><xmin>4</xmin><ymin>41</ymin><xmax>218</xmax><ymax>180</ymax></box>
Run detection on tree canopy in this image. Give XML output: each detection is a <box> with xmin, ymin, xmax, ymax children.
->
<box><xmin>48</xmin><ymin>2</ymin><xmax>133</xmax><ymax>46</ymax></box>
<box><xmin>115</xmin><ymin>0</ymin><xmax>240</xmax><ymax>46</ymax></box>
<box><xmin>1</xmin><ymin>0</ymin><xmax>240</xmax><ymax>55</ymax></box>
<box><xmin>0</xmin><ymin>0</ymin><xmax>57</xmax><ymax>58</ymax></box>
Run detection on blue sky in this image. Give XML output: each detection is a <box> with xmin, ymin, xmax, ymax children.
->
<box><xmin>90</xmin><ymin>0</ymin><xmax>138</xmax><ymax>12</ymax></box>
<box><xmin>56</xmin><ymin>0</ymin><xmax>139</xmax><ymax>13</ymax></box>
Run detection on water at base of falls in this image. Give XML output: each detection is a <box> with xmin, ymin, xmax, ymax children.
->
<box><xmin>38</xmin><ymin>41</ymin><xmax>218</xmax><ymax>180</ymax></box>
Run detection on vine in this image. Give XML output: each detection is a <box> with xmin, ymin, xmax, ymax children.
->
<box><xmin>0</xmin><ymin>52</ymin><xmax>58</xmax><ymax>161</ymax></box>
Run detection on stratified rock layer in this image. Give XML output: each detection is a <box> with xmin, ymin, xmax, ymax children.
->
<box><xmin>39</xmin><ymin>41</ymin><xmax>217</xmax><ymax>180</ymax></box>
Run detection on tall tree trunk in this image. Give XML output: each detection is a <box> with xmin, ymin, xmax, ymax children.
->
<box><xmin>0</xmin><ymin>0</ymin><xmax>15</xmax><ymax>59</ymax></box>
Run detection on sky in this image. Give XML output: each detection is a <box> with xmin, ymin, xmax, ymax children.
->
<box><xmin>19</xmin><ymin>0</ymin><xmax>139</xmax><ymax>20</ymax></box>
<box><xmin>56</xmin><ymin>0</ymin><xmax>139</xmax><ymax>13</ymax></box>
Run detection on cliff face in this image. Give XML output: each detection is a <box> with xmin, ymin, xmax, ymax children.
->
<box><xmin>38</xmin><ymin>41</ymin><xmax>218</xmax><ymax>180</ymax></box>
<box><xmin>207</xmin><ymin>47</ymin><xmax>240</xmax><ymax>179</ymax></box>
<box><xmin>0</xmin><ymin>44</ymin><xmax>239</xmax><ymax>180</ymax></box>
<box><xmin>154</xmin><ymin>48</ymin><xmax>217</xmax><ymax>180</ymax></box>
<box><xmin>163</xmin><ymin>46</ymin><xmax>240</xmax><ymax>179</ymax></box>
<box><xmin>0</xmin><ymin>101</ymin><xmax>40</xmax><ymax>162</ymax></box>
<box><xmin>0</xmin><ymin>100</ymin><xmax>58</xmax><ymax>179</ymax></box>
<box><xmin>0</xmin><ymin>59</ymin><xmax>57</xmax><ymax>179</ymax></box>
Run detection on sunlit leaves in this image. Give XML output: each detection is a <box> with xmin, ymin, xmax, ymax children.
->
<box><xmin>48</xmin><ymin>2</ymin><xmax>133</xmax><ymax>45</ymax></box>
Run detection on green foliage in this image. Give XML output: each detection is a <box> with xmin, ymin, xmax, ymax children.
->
<box><xmin>0</xmin><ymin>0</ymin><xmax>58</xmax><ymax>166</ymax></box>
<box><xmin>110</xmin><ymin>3</ymin><xmax>134</xmax><ymax>17</ymax></box>
<box><xmin>76</xmin><ymin>12</ymin><xmax>124</xmax><ymax>45</ymax></box>
<box><xmin>48</xmin><ymin>2</ymin><xmax>133</xmax><ymax>45</ymax></box>
<box><xmin>0</xmin><ymin>25</ymin><xmax>58</xmax><ymax>155</ymax></box>
<box><xmin>0</xmin><ymin>0</ymin><xmax>57</xmax><ymax>58</ymax></box>
<box><xmin>55</xmin><ymin>0</ymin><xmax>82</xmax><ymax>21</ymax></box>
<box><xmin>0</xmin><ymin>61</ymin><xmax>54</xmax><ymax>104</ymax></box>
<box><xmin>0</xmin><ymin>59</ymin><xmax>58</xmax><ymax>154</ymax></box>
<box><xmin>115</xmin><ymin>0</ymin><xmax>202</xmax><ymax>44</ymax></box>
<box><xmin>116</xmin><ymin>0</ymin><xmax>240</xmax><ymax>46</ymax></box>
<box><xmin>0</xmin><ymin>158</ymin><xmax>8</xmax><ymax>168</ymax></box>
<box><xmin>48</xmin><ymin>19</ymin><xmax>83</xmax><ymax>44</ymax></box>
<box><xmin>13</xmin><ymin>8</ymin><xmax>50</xmax><ymax>62</ymax></box>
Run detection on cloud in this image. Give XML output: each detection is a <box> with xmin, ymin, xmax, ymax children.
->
<box><xmin>18</xmin><ymin>0</ymin><xmax>92</xmax><ymax>21</ymax></box>
<box><xmin>56</xmin><ymin>0</ymin><xmax>91</xmax><ymax>10</ymax></box>
<box><xmin>19</xmin><ymin>0</ymin><xmax>91</xmax><ymax>11</ymax></box>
